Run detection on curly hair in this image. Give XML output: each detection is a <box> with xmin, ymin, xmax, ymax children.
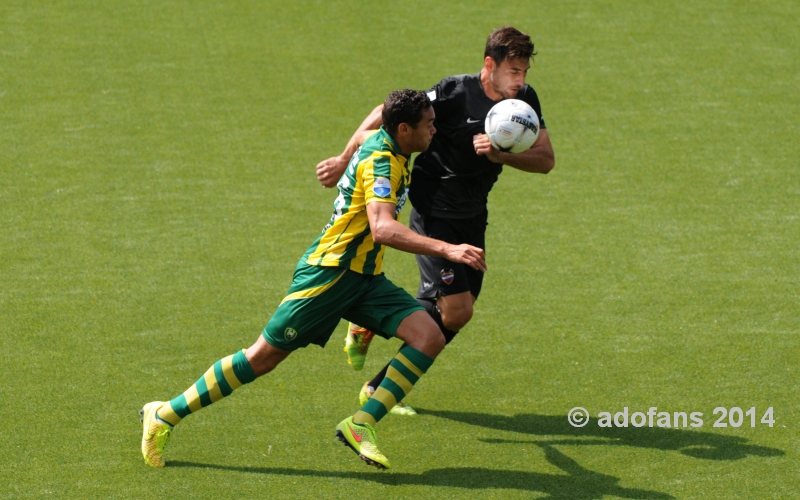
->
<box><xmin>382</xmin><ymin>89</ymin><xmax>432</xmax><ymax>136</ymax></box>
<box><xmin>484</xmin><ymin>26</ymin><xmax>535</xmax><ymax>63</ymax></box>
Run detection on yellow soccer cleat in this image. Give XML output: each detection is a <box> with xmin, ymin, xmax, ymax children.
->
<box><xmin>359</xmin><ymin>381</ymin><xmax>417</xmax><ymax>416</ymax></box>
<box><xmin>335</xmin><ymin>416</ymin><xmax>390</xmax><ymax>469</ymax></box>
<box><xmin>344</xmin><ymin>323</ymin><xmax>375</xmax><ymax>371</ymax></box>
<box><xmin>140</xmin><ymin>401</ymin><xmax>173</xmax><ymax>467</ymax></box>
<box><xmin>389</xmin><ymin>400</ymin><xmax>418</xmax><ymax>416</ymax></box>
<box><xmin>358</xmin><ymin>381</ymin><xmax>373</xmax><ymax>406</ymax></box>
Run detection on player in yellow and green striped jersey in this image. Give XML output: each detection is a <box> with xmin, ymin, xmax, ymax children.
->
<box><xmin>140</xmin><ymin>89</ymin><xmax>487</xmax><ymax>470</ymax></box>
<box><xmin>303</xmin><ymin>125</ymin><xmax>411</xmax><ymax>275</ymax></box>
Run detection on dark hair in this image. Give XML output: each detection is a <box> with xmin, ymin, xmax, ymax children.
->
<box><xmin>484</xmin><ymin>26</ymin><xmax>535</xmax><ymax>64</ymax></box>
<box><xmin>382</xmin><ymin>89</ymin><xmax>431</xmax><ymax>136</ymax></box>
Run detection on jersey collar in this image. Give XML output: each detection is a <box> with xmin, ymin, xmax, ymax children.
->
<box><xmin>379</xmin><ymin>126</ymin><xmax>406</xmax><ymax>157</ymax></box>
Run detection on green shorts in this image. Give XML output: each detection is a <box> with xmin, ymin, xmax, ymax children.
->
<box><xmin>261</xmin><ymin>262</ymin><xmax>424</xmax><ymax>351</ymax></box>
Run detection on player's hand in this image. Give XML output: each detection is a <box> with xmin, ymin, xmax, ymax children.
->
<box><xmin>444</xmin><ymin>244</ymin><xmax>487</xmax><ymax>272</ymax></box>
<box><xmin>473</xmin><ymin>134</ymin><xmax>502</xmax><ymax>164</ymax></box>
<box><xmin>316</xmin><ymin>155</ymin><xmax>348</xmax><ymax>188</ymax></box>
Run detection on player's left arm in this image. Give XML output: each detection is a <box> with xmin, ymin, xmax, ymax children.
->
<box><xmin>367</xmin><ymin>201</ymin><xmax>487</xmax><ymax>271</ymax></box>
<box><xmin>316</xmin><ymin>105</ymin><xmax>384</xmax><ymax>188</ymax></box>
<box><xmin>473</xmin><ymin>128</ymin><xmax>555</xmax><ymax>174</ymax></box>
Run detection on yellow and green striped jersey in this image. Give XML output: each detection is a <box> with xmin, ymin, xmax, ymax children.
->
<box><xmin>302</xmin><ymin>127</ymin><xmax>410</xmax><ymax>275</ymax></box>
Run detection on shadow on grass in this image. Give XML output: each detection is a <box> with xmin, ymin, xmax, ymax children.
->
<box><xmin>167</xmin><ymin>410</ymin><xmax>782</xmax><ymax>497</ymax></box>
<box><xmin>416</xmin><ymin>409</ymin><xmax>784</xmax><ymax>461</ymax></box>
<box><xmin>170</xmin><ymin>446</ymin><xmax>674</xmax><ymax>500</ymax></box>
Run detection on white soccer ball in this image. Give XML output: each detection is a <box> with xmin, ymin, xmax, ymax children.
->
<box><xmin>484</xmin><ymin>99</ymin><xmax>540</xmax><ymax>153</ymax></box>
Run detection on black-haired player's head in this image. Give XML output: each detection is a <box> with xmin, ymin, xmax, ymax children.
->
<box><xmin>483</xmin><ymin>26</ymin><xmax>536</xmax><ymax>100</ymax></box>
<box><xmin>382</xmin><ymin>89</ymin><xmax>436</xmax><ymax>154</ymax></box>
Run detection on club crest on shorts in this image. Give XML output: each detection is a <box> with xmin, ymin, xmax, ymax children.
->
<box><xmin>440</xmin><ymin>268</ymin><xmax>455</xmax><ymax>285</ymax></box>
<box><xmin>284</xmin><ymin>328</ymin><xmax>298</xmax><ymax>341</ymax></box>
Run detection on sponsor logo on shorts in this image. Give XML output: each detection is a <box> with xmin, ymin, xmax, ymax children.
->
<box><xmin>440</xmin><ymin>269</ymin><xmax>455</xmax><ymax>285</ymax></box>
<box><xmin>423</xmin><ymin>281</ymin><xmax>434</xmax><ymax>289</ymax></box>
<box><xmin>284</xmin><ymin>328</ymin><xmax>298</xmax><ymax>341</ymax></box>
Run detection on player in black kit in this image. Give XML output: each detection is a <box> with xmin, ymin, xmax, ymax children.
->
<box><xmin>316</xmin><ymin>26</ymin><xmax>555</xmax><ymax>414</ymax></box>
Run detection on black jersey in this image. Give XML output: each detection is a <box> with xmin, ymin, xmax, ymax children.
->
<box><xmin>408</xmin><ymin>72</ymin><xmax>546</xmax><ymax>219</ymax></box>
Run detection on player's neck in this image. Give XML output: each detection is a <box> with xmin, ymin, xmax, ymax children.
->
<box><xmin>386</xmin><ymin>131</ymin><xmax>409</xmax><ymax>157</ymax></box>
<box><xmin>479</xmin><ymin>69</ymin><xmax>503</xmax><ymax>102</ymax></box>
<box><xmin>393</xmin><ymin>137</ymin><xmax>412</xmax><ymax>157</ymax></box>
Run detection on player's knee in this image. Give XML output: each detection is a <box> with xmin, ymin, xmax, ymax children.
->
<box><xmin>408</xmin><ymin>322</ymin><xmax>445</xmax><ymax>357</ymax></box>
<box><xmin>423</xmin><ymin>327</ymin><xmax>446</xmax><ymax>356</ymax></box>
<box><xmin>397</xmin><ymin>310</ymin><xmax>445</xmax><ymax>358</ymax></box>
<box><xmin>245</xmin><ymin>336</ymin><xmax>289</xmax><ymax>377</ymax></box>
<box><xmin>441</xmin><ymin>303</ymin><xmax>473</xmax><ymax>332</ymax></box>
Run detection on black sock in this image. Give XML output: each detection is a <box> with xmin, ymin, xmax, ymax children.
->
<box><xmin>368</xmin><ymin>360</ymin><xmax>393</xmax><ymax>390</ymax></box>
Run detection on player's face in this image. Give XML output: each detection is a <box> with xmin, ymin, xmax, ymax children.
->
<box><xmin>408</xmin><ymin>106</ymin><xmax>437</xmax><ymax>153</ymax></box>
<box><xmin>489</xmin><ymin>57</ymin><xmax>530</xmax><ymax>99</ymax></box>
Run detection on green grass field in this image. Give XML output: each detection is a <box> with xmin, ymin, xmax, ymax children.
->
<box><xmin>2</xmin><ymin>1</ymin><xmax>798</xmax><ymax>498</ymax></box>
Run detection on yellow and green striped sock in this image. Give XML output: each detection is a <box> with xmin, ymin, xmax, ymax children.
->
<box><xmin>353</xmin><ymin>345</ymin><xmax>434</xmax><ymax>426</ymax></box>
<box><xmin>156</xmin><ymin>349</ymin><xmax>256</xmax><ymax>426</ymax></box>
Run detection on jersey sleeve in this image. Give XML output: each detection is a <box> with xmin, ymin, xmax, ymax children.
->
<box><xmin>427</xmin><ymin>76</ymin><xmax>464</xmax><ymax>117</ymax></box>
<box><xmin>362</xmin><ymin>152</ymin><xmax>399</xmax><ymax>205</ymax></box>
<box><xmin>519</xmin><ymin>86</ymin><xmax>546</xmax><ymax>129</ymax></box>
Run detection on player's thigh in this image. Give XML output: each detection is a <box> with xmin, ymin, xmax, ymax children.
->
<box><xmin>415</xmin><ymin>253</ymin><xmax>472</xmax><ymax>298</ymax></box>
<box><xmin>456</xmin><ymin>210</ymin><xmax>488</xmax><ymax>297</ymax></box>
<box><xmin>449</xmin><ymin>210</ymin><xmax>488</xmax><ymax>299</ymax></box>
<box><xmin>262</xmin><ymin>297</ymin><xmax>344</xmax><ymax>351</ymax></box>
<box><xmin>344</xmin><ymin>274</ymin><xmax>425</xmax><ymax>339</ymax></box>
<box><xmin>409</xmin><ymin>209</ymin><xmax>472</xmax><ymax>298</ymax></box>
<box><xmin>437</xmin><ymin>290</ymin><xmax>475</xmax><ymax>314</ymax></box>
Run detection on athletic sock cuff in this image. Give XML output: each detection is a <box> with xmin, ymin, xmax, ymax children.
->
<box><xmin>398</xmin><ymin>345</ymin><xmax>434</xmax><ymax>373</ymax></box>
<box><xmin>232</xmin><ymin>349</ymin><xmax>257</xmax><ymax>384</ymax></box>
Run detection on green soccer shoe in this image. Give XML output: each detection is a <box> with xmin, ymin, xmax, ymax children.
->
<box><xmin>344</xmin><ymin>323</ymin><xmax>375</xmax><ymax>371</ymax></box>
<box><xmin>140</xmin><ymin>401</ymin><xmax>173</xmax><ymax>468</ymax></box>
<box><xmin>335</xmin><ymin>416</ymin><xmax>390</xmax><ymax>469</ymax></box>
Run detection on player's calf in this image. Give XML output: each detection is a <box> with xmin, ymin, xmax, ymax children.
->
<box><xmin>395</xmin><ymin>310</ymin><xmax>445</xmax><ymax>359</ymax></box>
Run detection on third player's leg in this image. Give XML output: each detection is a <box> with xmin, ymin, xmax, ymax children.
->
<box><xmin>437</xmin><ymin>290</ymin><xmax>477</xmax><ymax>332</ymax></box>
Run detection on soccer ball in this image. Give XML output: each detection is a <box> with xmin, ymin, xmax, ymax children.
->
<box><xmin>484</xmin><ymin>99</ymin><xmax>540</xmax><ymax>153</ymax></box>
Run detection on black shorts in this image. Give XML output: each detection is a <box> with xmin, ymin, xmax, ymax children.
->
<box><xmin>409</xmin><ymin>207</ymin><xmax>487</xmax><ymax>300</ymax></box>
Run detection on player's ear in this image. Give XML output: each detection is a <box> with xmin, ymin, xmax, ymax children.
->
<box><xmin>397</xmin><ymin>123</ymin><xmax>410</xmax><ymax>136</ymax></box>
<box><xmin>484</xmin><ymin>56</ymin><xmax>496</xmax><ymax>72</ymax></box>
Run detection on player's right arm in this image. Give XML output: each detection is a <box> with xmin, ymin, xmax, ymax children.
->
<box><xmin>316</xmin><ymin>105</ymin><xmax>384</xmax><ymax>188</ymax></box>
<box><xmin>473</xmin><ymin>128</ymin><xmax>555</xmax><ymax>173</ymax></box>
<box><xmin>367</xmin><ymin>201</ymin><xmax>487</xmax><ymax>272</ymax></box>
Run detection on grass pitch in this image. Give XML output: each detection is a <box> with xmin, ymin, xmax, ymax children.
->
<box><xmin>1</xmin><ymin>1</ymin><xmax>798</xmax><ymax>498</ymax></box>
